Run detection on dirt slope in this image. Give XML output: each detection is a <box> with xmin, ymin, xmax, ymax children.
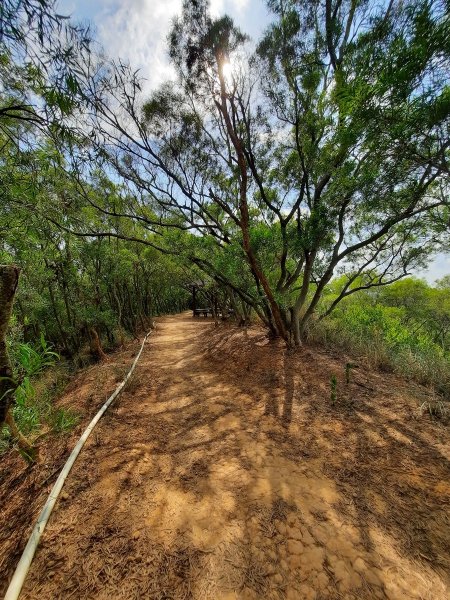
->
<box><xmin>11</xmin><ymin>313</ymin><xmax>450</xmax><ymax>599</ymax></box>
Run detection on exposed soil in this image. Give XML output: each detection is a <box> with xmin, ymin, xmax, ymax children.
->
<box><xmin>2</xmin><ymin>313</ymin><xmax>450</xmax><ymax>599</ymax></box>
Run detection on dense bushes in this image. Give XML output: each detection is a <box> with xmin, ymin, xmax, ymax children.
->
<box><xmin>312</xmin><ymin>277</ymin><xmax>450</xmax><ymax>398</ymax></box>
<box><xmin>2</xmin><ymin>220</ymin><xmax>190</xmax><ymax>360</ymax></box>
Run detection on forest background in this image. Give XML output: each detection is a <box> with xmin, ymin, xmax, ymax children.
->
<box><xmin>0</xmin><ymin>0</ymin><xmax>449</xmax><ymax>456</ymax></box>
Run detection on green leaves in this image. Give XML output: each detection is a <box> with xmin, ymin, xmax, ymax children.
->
<box><xmin>15</xmin><ymin>338</ymin><xmax>59</xmax><ymax>380</ymax></box>
<box><xmin>316</xmin><ymin>275</ymin><xmax>450</xmax><ymax>394</ymax></box>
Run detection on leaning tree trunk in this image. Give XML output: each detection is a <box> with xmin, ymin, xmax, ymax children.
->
<box><xmin>0</xmin><ymin>265</ymin><xmax>36</xmax><ymax>462</ymax></box>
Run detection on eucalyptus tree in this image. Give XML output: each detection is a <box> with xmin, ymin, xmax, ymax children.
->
<box><xmin>0</xmin><ymin>0</ymin><xmax>92</xmax><ymax>147</ymax></box>
<box><xmin>61</xmin><ymin>0</ymin><xmax>450</xmax><ymax>345</ymax></box>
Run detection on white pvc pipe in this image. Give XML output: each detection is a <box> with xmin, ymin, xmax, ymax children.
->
<box><xmin>4</xmin><ymin>331</ymin><xmax>151</xmax><ymax>600</ymax></box>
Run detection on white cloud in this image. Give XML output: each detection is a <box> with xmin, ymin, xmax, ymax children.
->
<box><xmin>417</xmin><ymin>253</ymin><xmax>450</xmax><ymax>284</ymax></box>
<box><xmin>59</xmin><ymin>0</ymin><xmax>256</xmax><ymax>96</ymax></box>
<box><xmin>210</xmin><ymin>0</ymin><xmax>250</xmax><ymax>17</ymax></box>
<box><xmin>96</xmin><ymin>0</ymin><xmax>182</xmax><ymax>93</ymax></box>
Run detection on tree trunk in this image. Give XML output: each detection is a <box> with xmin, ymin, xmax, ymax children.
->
<box><xmin>211</xmin><ymin>302</ymin><xmax>219</xmax><ymax>326</ymax></box>
<box><xmin>216</xmin><ymin>53</ymin><xmax>288</xmax><ymax>342</ymax></box>
<box><xmin>291</xmin><ymin>307</ymin><xmax>302</xmax><ymax>347</ymax></box>
<box><xmin>112</xmin><ymin>283</ymin><xmax>126</xmax><ymax>348</ymax></box>
<box><xmin>192</xmin><ymin>286</ymin><xmax>197</xmax><ymax>314</ymax></box>
<box><xmin>0</xmin><ymin>265</ymin><xmax>37</xmax><ymax>461</ymax></box>
<box><xmin>5</xmin><ymin>408</ymin><xmax>37</xmax><ymax>463</ymax></box>
<box><xmin>47</xmin><ymin>281</ymin><xmax>70</xmax><ymax>355</ymax></box>
<box><xmin>0</xmin><ymin>265</ymin><xmax>20</xmax><ymax>424</ymax></box>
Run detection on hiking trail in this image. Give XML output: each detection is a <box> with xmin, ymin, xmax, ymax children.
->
<box><xmin>14</xmin><ymin>313</ymin><xmax>450</xmax><ymax>599</ymax></box>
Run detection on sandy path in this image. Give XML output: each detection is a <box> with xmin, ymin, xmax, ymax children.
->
<box><xmin>20</xmin><ymin>313</ymin><xmax>450</xmax><ymax>599</ymax></box>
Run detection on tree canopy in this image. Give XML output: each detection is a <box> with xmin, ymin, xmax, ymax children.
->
<box><xmin>43</xmin><ymin>0</ymin><xmax>449</xmax><ymax>346</ymax></box>
<box><xmin>1</xmin><ymin>0</ymin><xmax>450</xmax><ymax>349</ymax></box>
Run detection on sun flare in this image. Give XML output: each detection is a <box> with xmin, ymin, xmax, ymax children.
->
<box><xmin>222</xmin><ymin>61</ymin><xmax>234</xmax><ymax>84</ymax></box>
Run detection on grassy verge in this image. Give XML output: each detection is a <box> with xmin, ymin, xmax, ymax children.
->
<box><xmin>0</xmin><ymin>362</ymin><xmax>79</xmax><ymax>456</ymax></box>
<box><xmin>309</xmin><ymin>303</ymin><xmax>450</xmax><ymax>403</ymax></box>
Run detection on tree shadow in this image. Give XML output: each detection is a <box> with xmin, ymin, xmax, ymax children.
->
<box><xmin>13</xmin><ymin>315</ymin><xmax>450</xmax><ymax>600</ymax></box>
<box><xmin>282</xmin><ymin>352</ymin><xmax>295</xmax><ymax>427</ymax></box>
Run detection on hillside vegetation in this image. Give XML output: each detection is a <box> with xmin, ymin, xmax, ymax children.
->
<box><xmin>1</xmin><ymin>2</ymin><xmax>450</xmax><ymax>597</ymax></box>
<box><xmin>1</xmin><ymin>0</ymin><xmax>449</xmax><ymax>457</ymax></box>
<box><xmin>314</xmin><ymin>277</ymin><xmax>450</xmax><ymax>400</ymax></box>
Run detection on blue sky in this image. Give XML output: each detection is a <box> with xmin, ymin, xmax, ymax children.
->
<box><xmin>57</xmin><ymin>0</ymin><xmax>449</xmax><ymax>284</ymax></box>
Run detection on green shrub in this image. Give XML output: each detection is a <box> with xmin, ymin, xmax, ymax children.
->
<box><xmin>311</xmin><ymin>293</ymin><xmax>450</xmax><ymax>398</ymax></box>
<box><xmin>1</xmin><ymin>335</ymin><xmax>78</xmax><ymax>454</ymax></box>
<box><xmin>10</xmin><ymin>334</ymin><xmax>60</xmax><ymax>433</ymax></box>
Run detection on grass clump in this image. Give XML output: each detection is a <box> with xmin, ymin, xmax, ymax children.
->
<box><xmin>50</xmin><ymin>407</ymin><xmax>80</xmax><ymax>433</ymax></box>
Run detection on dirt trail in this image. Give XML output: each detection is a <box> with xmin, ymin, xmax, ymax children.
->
<box><xmin>19</xmin><ymin>313</ymin><xmax>450</xmax><ymax>599</ymax></box>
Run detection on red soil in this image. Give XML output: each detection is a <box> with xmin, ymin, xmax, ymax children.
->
<box><xmin>1</xmin><ymin>312</ymin><xmax>449</xmax><ymax>599</ymax></box>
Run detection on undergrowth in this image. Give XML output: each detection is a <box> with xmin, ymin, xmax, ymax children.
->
<box><xmin>310</xmin><ymin>302</ymin><xmax>450</xmax><ymax>402</ymax></box>
<box><xmin>1</xmin><ymin>333</ymin><xmax>79</xmax><ymax>455</ymax></box>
